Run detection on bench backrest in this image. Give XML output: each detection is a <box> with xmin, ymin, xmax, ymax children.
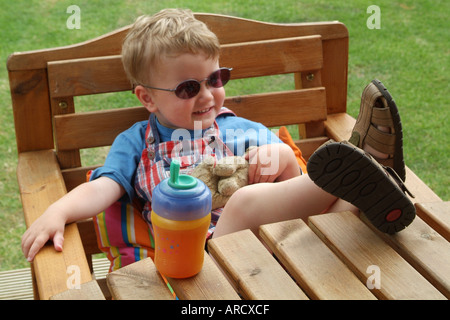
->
<box><xmin>7</xmin><ymin>13</ymin><xmax>348</xmax><ymax>191</ymax></box>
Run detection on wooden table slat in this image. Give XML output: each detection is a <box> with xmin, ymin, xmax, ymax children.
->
<box><xmin>208</xmin><ymin>229</ymin><xmax>308</xmax><ymax>300</ymax></box>
<box><xmin>106</xmin><ymin>258</ymin><xmax>174</xmax><ymax>300</ymax></box>
<box><xmin>259</xmin><ymin>218</ymin><xmax>376</xmax><ymax>300</ymax></box>
<box><xmin>308</xmin><ymin>211</ymin><xmax>446</xmax><ymax>300</ymax></box>
<box><xmin>415</xmin><ymin>201</ymin><xmax>450</xmax><ymax>242</ymax></box>
<box><xmin>166</xmin><ymin>253</ymin><xmax>241</xmax><ymax>300</ymax></box>
<box><xmin>50</xmin><ymin>280</ymin><xmax>105</xmax><ymax>300</ymax></box>
<box><xmin>104</xmin><ymin>209</ymin><xmax>449</xmax><ymax>300</ymax></box>
<box><xmin>360</xmin><ymin>212</ymin><xmax>450</xmax><ymax>299</ymax></box>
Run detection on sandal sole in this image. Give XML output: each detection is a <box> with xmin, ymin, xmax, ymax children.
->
<box><xmin>307</xmin><ymin>142</ymin><xmax>415</xmax><ymax>234</ymax></box>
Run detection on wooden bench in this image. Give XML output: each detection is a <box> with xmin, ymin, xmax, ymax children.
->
<box><xmin>7</xmin><ymin>13</ymin><xmax>444</xmax><ymax>300</ymax></box>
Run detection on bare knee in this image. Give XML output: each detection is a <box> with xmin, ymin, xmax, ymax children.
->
<box><xmin>213</xmin><ymin>185</ymin><xmax>260</xmax><ymax>238</ymax></box>
<box><xmin>224</xmin><ymin>186</ymin><xmax>259</xmax><ymax>221</ymax></box>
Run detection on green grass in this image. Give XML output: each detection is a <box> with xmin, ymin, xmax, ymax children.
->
<box><xmin>1</xmin><ymin>0</ymin><xmax>448</xmax><ymax>271</ymax></box>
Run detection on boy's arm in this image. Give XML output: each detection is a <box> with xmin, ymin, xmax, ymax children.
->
<box><xmin>246</xmin><ymin>143</ymin><xmax>300</xmax><ymax>184</ymax></box>
<box><xmin>21</xmin><ymin>176</ymin><xmax>125</xmax><ymax>262</ymax></box>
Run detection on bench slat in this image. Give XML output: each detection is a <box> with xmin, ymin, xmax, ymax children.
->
<box><xmin>226</xmin><ymin>87</ymin><xmax>326</xmax><ymax>127</ymax></box>
<box><xmin>308</xmin><ymin>211</ymin><xmax>446</xmax><ymax>300</ymax></box>
<box><xmin>47</xmin><ymin>36</ymin><xmax>322</xmax><ymax>98</ymax></box>
<box><xmin>106</xmin><ymin>257</ymin><xmax>174</xmax><ymax>300</ymax></box>
<box><xmin>166</xmin><ymin>253</ymin><xmax>241</xmax><ymax>300</ymax></box>
<box><xmin>259</xmin><ymin>219</ymin><xmax>376</xmax><ymax>300</ymax></box>
<box><xmin>7</xmin><ymin>17</ymin><xmax>347</xmax><ymax>71</ymax></box>
<box><xmin>220</xmin><ymin>35</ymin><xmax>323</xmax><ymax>79</ymax></box>
<box><xmin>54</xmin><ymin>88</ymin><xmax>326</xmax><ymax>151</ymax></box>
<box><xmin>9</xmin><ymin>69</ymin><xmax>55</xmax><ymax>154</ymax></box>
<box><xmin>50</xmin><ymin>280</ymin><xmax>105</xmax><ymax>300</ymax></box>
<box><xmin>54</xmin><ymin>106</ymin><xmax>149</xmax><ymax>151</ymax></box>
<box><xmin>48</xmin><ymin>55</ymin><xmax>130</xmax><ymax>98</ymax></box>
<box><xmin>208</xmin><ymin>229</ymin><xmax>309</xmax><ymax>300</ymax></box>
<box><xmin>360</xmin><ymin>213</ymin><xmax>450</xmax><ymax>298</ymax></box>
<box><xmin>415</xmin><ymin>201</ymin><xmax>450</xmax><ymax>242</ymax></box>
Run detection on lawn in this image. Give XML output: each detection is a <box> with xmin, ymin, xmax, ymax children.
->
<box><xmin>0</xmin><ymin>0</ymin><xmax>448</xmax><ymax>271</ymax></box>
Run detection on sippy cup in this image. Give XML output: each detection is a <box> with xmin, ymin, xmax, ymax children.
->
<box><xmin>151</xmin><ymin>160</ymin><xmax>212</xmax><ymax>278</ymax></box>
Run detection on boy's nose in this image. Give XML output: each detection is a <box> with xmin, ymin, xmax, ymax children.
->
<box><xmin>197</xmin><ymin>82</ymin><xmax>215</xmax><ymax>100</ymax></box>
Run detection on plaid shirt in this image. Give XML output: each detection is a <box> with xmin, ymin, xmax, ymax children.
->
<box><xmin>135</xmin><ymin>108</ymin><xmax>235</xmax><ymax>236</ymax></box>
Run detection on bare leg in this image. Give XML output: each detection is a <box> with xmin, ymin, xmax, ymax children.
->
<box><xmin>213</xmin><ymin>174</ymin><xmax>357</xmax><ymax>238</ymax></box>
<box><xmin>213</xmin><ymin>132</ymin><xmax>387</xmax><ymax>239</ymax></box>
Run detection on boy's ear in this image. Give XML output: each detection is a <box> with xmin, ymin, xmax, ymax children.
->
<box><xmin>135</xmin><ymin>85</ymin><xmax>157</xmax><ymax>113</ymax></box>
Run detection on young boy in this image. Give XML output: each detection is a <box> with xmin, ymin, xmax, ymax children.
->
<box><xmin>21</xmin><ymin>9</ymin><xmax>415</xmax><ymax>266</ymax></box>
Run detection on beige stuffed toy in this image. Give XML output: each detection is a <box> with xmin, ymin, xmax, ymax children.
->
<box><xmin>191</xmin><ymin>154</ymin><xmax>249</xmax><ymax>209</ymax></box>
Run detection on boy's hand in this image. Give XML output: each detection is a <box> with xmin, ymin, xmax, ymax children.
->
<box><xmin>20</xmin><ymin>177</ymin><xmax>125</xmax><ymax>262</ymax></box>
<box><xmin>245</xmin><ymin>144</ymin><xmax>300</xmax><ymax>184</ymax></box>
<box><xmin>21</xmin><ymin>206</ymin><xmax>66</xmax><ymax>262</ymax></box>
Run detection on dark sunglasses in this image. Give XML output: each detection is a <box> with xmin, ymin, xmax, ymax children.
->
<box><xmin>139</xmin><ymin>67</ymin><xmax>232</xmax><ymax>99</ymax></box>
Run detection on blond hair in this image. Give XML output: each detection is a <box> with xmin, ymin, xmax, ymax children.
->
<box><xmin>122</xmin><ymin>9</ymin><xmax>220</xmax><ymax>86</ymax></box>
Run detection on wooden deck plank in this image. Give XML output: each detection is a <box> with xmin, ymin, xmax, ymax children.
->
<box><xmin>0</xmin><ymin>268</ymin><xmax>33</xmax><ymax>300</ymax></box>
<box><xmin>0</xmin><ymin>258</ymin><xmax>110</xmax><ymax>300</ymax></box>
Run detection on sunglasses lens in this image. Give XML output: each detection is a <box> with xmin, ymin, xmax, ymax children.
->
<box><xmin>174</xmin><ymin>68</ymin><xmax>231</xmax><ymax>99</ymax></box>
<box><xmin>209</xmin><ymin>68</ymin><xmax>231</xmax><ymax>88</ymax></box>
<box><xmin>175</xmin><ymin>81</ymin><xmax>200</xmax><ymax>99</ymax></box>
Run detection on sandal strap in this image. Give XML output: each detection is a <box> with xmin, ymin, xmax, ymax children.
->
<box><xmin>384</xmin><ymin>166</ymin><xmax>415</xmax><ymax>198</ymax></box>
<box><xmin>365</xmin><ymin>125</ymin><xmax>396</xmax><ymax>154</ymax></box>
<box><xmin>350</xmin><ymin>80</ymin><xmax>406</xmax><ymax>182</ymax></box>
<box><xmin>355</xmin><ymin>141</ymin><xmax>412</xmax><ymax>198</ymax></box>
<box><xmin>372</xmin><ymin>107</ymin><xmax>395</xmax><ymax>128</ymax></box>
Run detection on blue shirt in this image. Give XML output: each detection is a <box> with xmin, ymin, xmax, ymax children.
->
<box><xmin>90</xmin><ymin>112</ymin><xmax>281</xmax><ymax>202</ymax></box>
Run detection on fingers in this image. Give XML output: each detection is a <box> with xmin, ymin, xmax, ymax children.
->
<box><xmin>53</xmin><ymin>231</ymin><xmax>65</xmax><ymax>252</ymax></box>
<box><xmin>21</xmin><ymin>228</ymin><xmax>65</xmax><ymax>262</ymax></box>
<box><xmin>21</xmin><ymin>229</ymin><xmax>34</xmax><ymax>260</ymax></box>
<box><xmin>246</xmin><ymin>146</ymin><xmax>279</xmax><ymax>184</ymax></box>
<box><xmin>22</xmin><ymin>232</ymin><xmax>50</xmax><ymax>262</ymax></box>
<box><xmin>250</xmin><ymin>167</ymin><xmax>277</xmax><ymax>184</ymax></box>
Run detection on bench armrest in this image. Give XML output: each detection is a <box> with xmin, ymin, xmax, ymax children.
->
<box><xmin>17</xmin><ymin>150</ymin><xmax>92</xmax><ymax>299</ymax></box>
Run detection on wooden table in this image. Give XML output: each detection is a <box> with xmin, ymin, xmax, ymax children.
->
<box><xmin>103</xmin><ymin>206</ymin><xmax>449</xmax><ymax>301</ymax></box>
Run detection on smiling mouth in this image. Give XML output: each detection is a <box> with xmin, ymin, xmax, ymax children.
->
<box><xmin>193</xmin><ymin>107</ymin><xmax>213</xmax><ymax>115</ymax></box>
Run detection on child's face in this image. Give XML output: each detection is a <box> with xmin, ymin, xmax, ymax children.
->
<box><xmin>136</xmin><ymin>52</ymin><xmax>226</xmax><ymax>131</ymax></box>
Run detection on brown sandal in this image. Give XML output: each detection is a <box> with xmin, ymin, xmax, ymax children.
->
<box><xmin>307</xmin><ymin>141</ymin><xmax>415</xmax><ymax>234</ymax></box>
<box><xmin>349</xmin><ymin>79</ymin><xmax>406</xmax><ymax>181</ymax></box>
